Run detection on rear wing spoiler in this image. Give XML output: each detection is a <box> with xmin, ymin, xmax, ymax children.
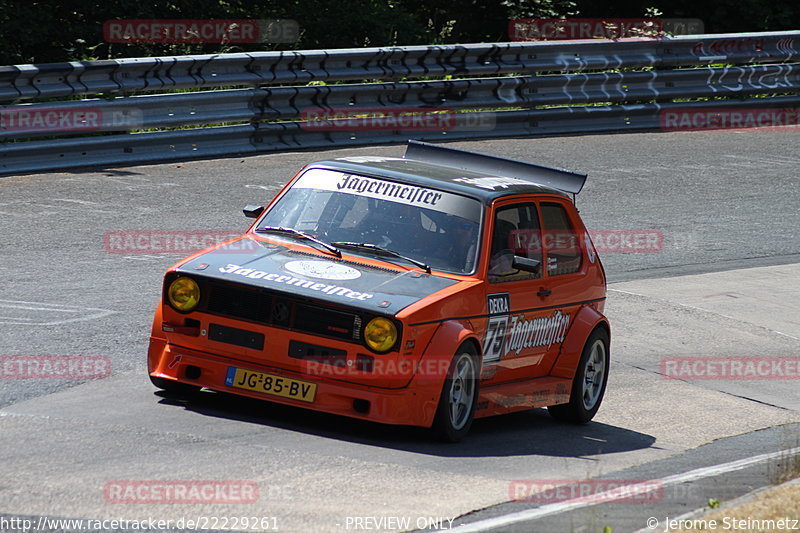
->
<box><xmin>403</xmin><ymin>140</ymin><xmax>587</xmax><ymax>195</ymax></box>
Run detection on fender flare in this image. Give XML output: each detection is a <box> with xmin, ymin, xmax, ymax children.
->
<box><xmin>412</xmin><ymin>319</ymin><xmax>480</xmax><ymax>427</ymax></box>
<box><xmin>549</xmin><ymin>305</ymin><xmax>610</xmax><ymax>380</ymax></box>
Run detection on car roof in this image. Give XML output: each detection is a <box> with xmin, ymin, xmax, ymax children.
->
<box><xmin>307</xmin><ymin>157</ymin><xmax>569</xmax><ymax>204</ymax></box>
<box><xmin>303</xmin><ymin>141</ymin><xmax>587</xmax><ymax>204</ymax></box>
<box><xmin>307</xmin><ymin>158</ymin><xmax>570</xmax><ymax>204</ymax></box>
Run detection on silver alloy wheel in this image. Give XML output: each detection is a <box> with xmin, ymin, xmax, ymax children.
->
<box><xmin>582</xmin><ymin>339</ymin><xmax>607</xmax><ymax>411</ymax></box>
<box><xmin>449</xmin><ymin>353</ymin><xmax>476</xmax><ymax>431</ymax></box>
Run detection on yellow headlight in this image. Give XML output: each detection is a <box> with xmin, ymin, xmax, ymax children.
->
<box><xmin>167</xmin><ymin>277</ymin><xmax>200</xmax><ymax>313</ymax></box>
<box><xmin>364</xmin><ymin>317</ymin><xmax>398</xmax><ymax>353</ymax></box>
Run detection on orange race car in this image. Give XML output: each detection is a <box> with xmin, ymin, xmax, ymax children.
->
<box><xmin>148</xmin><ymin>141</ymin><xmax>610</xmax><ymax>441</ymax></box>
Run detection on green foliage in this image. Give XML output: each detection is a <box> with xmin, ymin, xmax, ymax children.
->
<box><xmin>571</xmin><ymin>0</ymin><xmax>800</xmax><ymax>33</ymax></box>
<box><xmin>0</xmin><ymin>0</ymin><xmax>586</xmax><ymax>64</ymax></box>
<box><xmin>1</xmin><ymin>0</ymin><xmax>798</xmax><ymax>65</ymax></box>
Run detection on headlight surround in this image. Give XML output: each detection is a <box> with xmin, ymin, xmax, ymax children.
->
<box><xmin>167</xmin><ymin>276</ymin><xmax>200</xmax><ymax>313</ymax></box>
<box><xmin>363</xmin><ymin>317</ymin><xmax>398</xmax><ymax>353</ymax></box>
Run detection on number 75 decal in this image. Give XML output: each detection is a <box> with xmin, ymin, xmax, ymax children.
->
<box><xmin>484</xmin><ymin>293</ymin><xmax>510</xmax><ymax>363</ymax></box>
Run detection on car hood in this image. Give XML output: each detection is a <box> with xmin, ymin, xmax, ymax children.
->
<box><xmin>175</xmin><ymin>236</ymin><xmax>459</xmax><ymax>315</ymax></box>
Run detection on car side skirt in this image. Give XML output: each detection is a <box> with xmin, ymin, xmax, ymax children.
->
<box><xmin>474</xmin><ymin>376</ymin><xmax>572</xmax><ymax>419</ymax></box>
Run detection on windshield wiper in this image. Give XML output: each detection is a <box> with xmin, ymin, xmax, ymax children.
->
<box><xmin>331</xmin><ymin>242</ymin><xmax>431</xmax><ymax>274</ymax></box>
<box><xmin>255</xmin><ymin>226</ymin><xmax>341</xmax><ymax>257</ymax></box>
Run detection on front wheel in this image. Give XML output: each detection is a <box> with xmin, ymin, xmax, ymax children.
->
<box><xmin>548</xmin><ymin>328</ymin><xmax>609</xmax><ymax>424</ymax></box>
<box><xmin>432</xmin><ymin>345</ymin><xmax>479</xmax><ymax>442</ymax></box>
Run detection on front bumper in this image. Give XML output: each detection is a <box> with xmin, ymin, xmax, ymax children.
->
<box><xmin>148</xmin><ymin>337</ymin><xmax>441</xmax><ymax>428</ymax></box>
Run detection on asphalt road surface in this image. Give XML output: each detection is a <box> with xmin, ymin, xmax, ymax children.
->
<box><xmin>1</xmin><ymin>130</ymin><xmax>798</xmax><ymax>532</ymax></box>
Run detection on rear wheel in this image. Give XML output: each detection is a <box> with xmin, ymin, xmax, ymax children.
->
<box><xmin>548</xmin><ymin>328</ymin><xmax>609</xmax><ymax>424</ymax></box>
<box><xmin>150</xmin><ymin>375</ymin><xmax>201</xmax><ymax>396</ymax></box>
<box><xmin>432</xmin><ymin>345</ymin><xmax>479</xmax><ymax>442</ymax></box>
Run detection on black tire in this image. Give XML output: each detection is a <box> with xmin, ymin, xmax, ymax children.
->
<box><xmin>149</xmin><ymin>375</ymin><xmax>201</xmax><ymax>395</ymax></box>
<box><xmin>548</xmin><ymin>327</ymin><xmax>610</xmax><ymax>424</ymax></box>
<box><xmin>432</xmin><ymin>344</ymin><xmax>480</xmax><ymax>443</ymax></box>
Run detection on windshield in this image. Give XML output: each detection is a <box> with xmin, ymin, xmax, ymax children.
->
<box><xmin>258</xmin><ymin>168</ymin><xmax>483</xmax><ymax>274</ymax></box>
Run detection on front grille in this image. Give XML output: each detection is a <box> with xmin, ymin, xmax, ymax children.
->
<box><xmin>208</xmin><ymin>283</ymin><xmax>266</xmax><ymax>322</ymax></box>
<box><xmin>295</xmin><ymin>304</ymin><xmax>358</xmax><ymax>341</ymax></box>
<box><xmin>201</xmin><ymin>279</ymin><xmax>364</xmax><ymax>344</ymax></box>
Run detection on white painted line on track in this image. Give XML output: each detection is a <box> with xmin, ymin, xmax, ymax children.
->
<box><xmin>0</xmin><ymin>299</ymin><xmax>116</xmax><ymax>326</ymax></box>
<box><xmin>450</xmin><ymin>446</ymin><xmax>800</xmax><ymax>532</ymax></box>
<box><xmin>608</xmin><ymin>288</ymin><xmax>800</xmax><ymax>341</ymax></box>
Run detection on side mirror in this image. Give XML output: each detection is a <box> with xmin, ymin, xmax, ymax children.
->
<box><xmin>512</xmin><ymin>255</ymin><xmax>541</xmax><ymax>273</ymax></box>
<box><xmin>243</xmin><ymin>205</ymin><xmax>265</xmax><ymax>219</ymax></box>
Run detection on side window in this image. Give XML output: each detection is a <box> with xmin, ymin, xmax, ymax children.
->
<box><xmin>488</xmin><ymin>204</ymin><xmax>542</xmax><ymax>283</ymax></box>
<box><xmin>541</xmin><ymin>202</ymin><xmax>582</xmax><ymax>276</ymax></box>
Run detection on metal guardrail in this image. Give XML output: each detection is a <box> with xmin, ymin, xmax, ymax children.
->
<box><xmin>1</xmin><ymin>30</ymin><xmax>799</xmax><ymax>175</ymax></box>
<box><xmin>4</xmin><ymin>62</ymin><xmax>798</xmax><ymax>139</ymax></box>
<box><xmin>3</xmin><ymin>31</ymin><xmax>799</xmax><ymax>101</ymax></box>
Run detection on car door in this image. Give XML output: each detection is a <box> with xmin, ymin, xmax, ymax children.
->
<box><xmin>482</xmin><ymin>199</ymin><xmax>570</xmax><ymax>383</ymax></box>
<box><xmin>534</xmin><ymin>198</ymin><xmax>589</xmax><ymax>376</ymax></box>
